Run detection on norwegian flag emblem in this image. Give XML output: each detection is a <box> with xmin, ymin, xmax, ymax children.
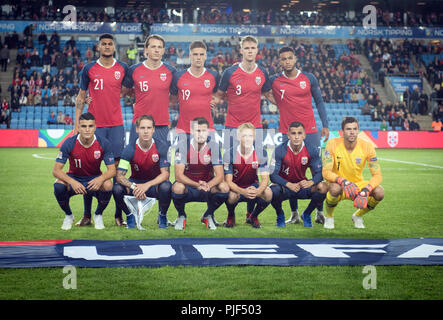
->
<box><xmin>152</xmin><ymin>154</ymin><xmax>159</xmax><ymax>162</ymax></box>
<box><xmin>160</xmin><ymin>73</ymin><xmax>167</xmax><ymax>81</ymax></box>
<box><xmin>301</xmin><ymin>156</ymin><xmax>308</xmax><ymax>165</ymax></box>
<box><xmin>300</xmin><ymin>81</ymin><xmax>306</xmax><ymax>89</ymax></box>
<box><xmin>114</xmin><ymin>71</ymin><xmax>121</xmax><ymax>80</ymax></box>
<box><xmin>204</xmin><ymin>79</ymin><xmax>210</xmax><ymax>88</ymax></box>
<box><xmin>94</xmin><ymin>151</ymin><xmax>101</xmax><ymax>159</ymax></box>
<box><xmin>255</xmin><ymin>76</ymin><xmax>261</xmax><ymax>85</ymax></box>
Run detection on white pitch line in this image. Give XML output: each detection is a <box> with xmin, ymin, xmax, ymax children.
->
<box><xmin>32</xmin><ymin>153</ymin><xmax>55</xmax><ymax>160</ymax></box>
<box><xmin>379</xmin><ymin>157</ymin><xmax>443</xmax><ymax>170</ymax></box>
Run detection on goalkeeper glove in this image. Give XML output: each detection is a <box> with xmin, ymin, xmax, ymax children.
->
<box><xmin>336</xmin><ymin>177</ymin><xmax>360</xmax><ymax>199</ymax></box>
<box><xmin>353</xmin><ymin>185</ymin><xmax>373</xmax><ymax>209</ymax></box>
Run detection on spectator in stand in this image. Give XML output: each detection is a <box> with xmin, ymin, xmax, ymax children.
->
<box><xmin>19</xmin><ymin>91</ymin><xmax>27</xmax><ymax>107</ymax></box>
<box><xmin>403</xmin><ymin>86</ymin><xmax>410</xmax><ymax>109</ymax></box>
<box><xmin>47</xmin><ymin>111</ymin><xmax>57</xmax><ymax>124</ymax></box>
<box><xmin>57</xmin><ymin>111</ymin><xmax>64</xmax><ymax>124</ymax></box>
<box><xmin>410</xmin><ymin>86</ymin><xmax>420</xmax><ymax>115</ymax></box>
<box><xmin>410</xmin><ymin>117</ymin><xmax>420</xmax><ymax>131</ymax></box>
<box><xmin>380</xmin><ymin>119</ymin><xmax>388</xmax><ymax>131</ymax></box>
<box><xmin>0</xmin><ymin>44</ymin><xmax>10</xmax><ymax>72</ymax></box>
<box><xmin>419</xmin><ymin>89</ymin><xmax>428</xmax><ymax>115</ymax></box>
<box><xmin>64</xmin><ymin>114</ymin><xmax>73</xmax><ymax>125</ymax></box>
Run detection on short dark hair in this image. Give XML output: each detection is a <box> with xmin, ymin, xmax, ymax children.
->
<box><xmin>341</xmin><ymin>116</ymin><xmax>359</xmax><ymax>130</ymax></box>
<box><xmin>144</xmin><ymin>34</ymin><xmax>165</xmax><ymax>48</ymax></box>
<box><xmin>192</xmin><ymin>116</ymin><xmax>209</xmax><ymax>127</ymax></box>
<box><xmin>279</xmin><ymin>46</ymin><xmax>295</xmax><ymax>55</ymax></box>
<box><xmin>136</xmin><ymin>114</ymin><xmax>155</xmax><ymax>127</ymax></box>
<box><xmin>99</xmin><ymin>33</ymin><xmax>114</xmax><ymax>42</ymax></box>
<box><xmin>288</xmin><ymin>121</ymin><xmax>305</xmax><ymax>130</ymax></box>
<box><xmin>79</xmin><ymin>112</ymin><xmax>95</xmax><ymax>121</ymax></box>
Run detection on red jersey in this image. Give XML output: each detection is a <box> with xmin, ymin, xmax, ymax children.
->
<box><xmin>219</xmin><ymin>63</ymin><xmax>271</xmax><ymax>128</ymax></box>
<box><xmin>270</xmin><ymin>141</ymin><xmax>323</xmax><ymax>186</ymax></box>
<box><xmin>56</xmin><ymin>134</ymin><xmax>115</xmax><ymax>177</ymax></box>
<box><xmin>79</xmin><ymin>59</ymin><xmax>128</xmax><ymax>127</ymax></box>
<box><xmin>171</xmin><ymin>68</ymin><xmax>219</xmax><ymax>133</ymax></box>
<box><xmin>223</xmin><ymin>147</ymin><xmax>269</xmax><ymax>188</ymax></box>
<box><xmin>175</xmin><ymin>141</ymin><xmax>222</xmax><ymax>183</ymax></box>
<box><xmin>270</xmin><ymin>71</ymin><xmax>328</xmax><ymax>134</ymax></box>
<box><xmin>118</xmin><ymin>139</ymin><xmax>170</xmax><ymax>181</ymax></box>
<box><xmin>123</xmin><ymin>62</ymin><xmax>176</xmax><ymax>126</ymax></box>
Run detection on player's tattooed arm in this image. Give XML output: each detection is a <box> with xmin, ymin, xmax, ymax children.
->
<box><xmin>116</xmin><ymin>169</ymin><xmax>132</xmax><ymax>189</ymax></box>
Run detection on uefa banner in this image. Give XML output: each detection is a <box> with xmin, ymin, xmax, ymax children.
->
<box><xmin>0</xmin><ymin>238</ymin><xmax>442</xmax><ymax>268</ymax></box>
<box><xmin>1</xmin><ymin>129</ymin><xmax>443</xmax><ymax>148</ymax></box>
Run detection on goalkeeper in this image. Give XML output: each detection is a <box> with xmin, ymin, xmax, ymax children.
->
<box><xmin>322</xmin><ymin>117</ymin><xmax>384</xmax><ymax>229</ymax></box>
<box><xmin>112</xmin><ymin>115</ymin><xmax>172</xmax><ymax>229</ymax></box>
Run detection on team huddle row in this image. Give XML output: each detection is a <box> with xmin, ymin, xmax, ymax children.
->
<box><xmin>53</xmin><ymin>112</ymin><xmax>384</xmax><ymax>231</ymax></box>
<box><xmin>52</xmin><ymin>33</ymin><xmax>384</xmax><ymax>231</ymax></box>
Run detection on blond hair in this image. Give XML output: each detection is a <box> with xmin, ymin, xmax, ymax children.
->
<box><xmin>237</xmin><ymin>122</ymin><xmax>256</xmax><ymax>138</ymax></box>
<box><xmin>240</xmin><ymin>35</ymin><xmax>258</xmax><ymax>48</ymax></box>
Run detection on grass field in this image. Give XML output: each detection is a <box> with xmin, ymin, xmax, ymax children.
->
<box><xmin>0</xmin><ymin>147</ymin><xmax>442</xmax><ymax>300</ymax></box>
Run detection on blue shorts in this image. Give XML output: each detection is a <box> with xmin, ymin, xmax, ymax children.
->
<box><xmin>236</xmin><ymin>182</ymin><xmax>260</xmax><ymax>203</ymax></box>
<box><xmin>96</xmin><ymin>125</ymin><xmax>125</xmax><ymax>159</ymax></box>
<box><xmin>271</xmin><ymin>184</ymin><xmax>313</xmax><ymax>201</ymax></box>
<box><xmin>176</xmin><ymin>184</ymin><xmax>209</xmax><ymax>203</ymax></box>
<box><xmin>128</xmin><ymin>178</ymin><xmax>161</xmax><ymax>199</ymax></box>
<box><xmin>66</xmin><ymin>173</ymin><xmax>100</xmax><ymax>197</ymax></box>
<box><xmin>129</xmin><ymin>124</ymin><xmax>171</xmax><ymax>151</ymax></box>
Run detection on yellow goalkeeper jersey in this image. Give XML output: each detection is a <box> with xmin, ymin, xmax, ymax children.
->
<box><xmin>322</xmin><ymin>137</ymin><xmax>382</xmax><ymax>189</ymax></box>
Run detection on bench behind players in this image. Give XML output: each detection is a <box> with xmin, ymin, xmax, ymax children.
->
<box><xmin>171</xmin><ymin>117</ymin><xmax>229</xmax><ymax>230</ymax></box>
<box><xmin>223</xmin><ymin>123</ymin><xmax>273</xmax><ymax>228</ymax></box>
<box><xmin>112</xmin><ymin>115</ymin><xmax>172</xmax><ymax>229</ymax></box>
<box><xmin>270</xmin><ymin>121</ymin><xmax>327</xmax><ymax>228</ymax></box>
<box><xmin>53</xmin><ymin>112</ymin><xmax>116</xmax><ymax>230</ymax></box>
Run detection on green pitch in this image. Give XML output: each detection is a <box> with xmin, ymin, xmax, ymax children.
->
<box><xmin>0</xmin><ymin>148</ymin><xmax>442</xmax><ymax>300</ymax></box>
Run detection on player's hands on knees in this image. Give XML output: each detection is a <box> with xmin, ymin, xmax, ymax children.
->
<box><xmin>198</xmin><ymin>181</ymin><xmax>210</xmax><ymax>192</ymax></box>
<box><xmin>245</xmin><ymin>186</ymin><xmax>258</xmax><ymax>199</ymax></box>
<box><xmin>353</xmin><ymin>185</ymin><xmax>373</xmax><ymax>209</ymax></box>
<box><xmin>337</xmin><ymin>177</ymin><xmax>360</xmax><ymax>199</ymax></box>
<box><xmin>299</xmin><ymin>179</ymin><xmax>314</xmax><ymax>189</ymax></box>
<box><xmin>286</xmin><ymin>182</ymin><xmax>301</xmax><ymax>193</ymax></box>
<box><xmin>71</xmin><ymin>181</ymin><xmax>87</xmax><ymax>195</ymax></box>
<box><xmin>133</xmin><ymin>183</ymin><xmax>150</xmax><ymax>200</ymax></box>
<box><xmin>87</xmin><ymin>176</ymin><xmax>104</xmax><ymax>192</ymax></box>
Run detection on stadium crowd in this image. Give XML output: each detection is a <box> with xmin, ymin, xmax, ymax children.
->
<box><xmin>1</xmin><ymin>3</ymin><xmax>441</xmax><ymax>27</ymax></box>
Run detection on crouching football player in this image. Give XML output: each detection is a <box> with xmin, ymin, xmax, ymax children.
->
<box><xmin>172</xmin><ymin>117</ymin><xmax>229</xmax><ymax>230</ymax></box>
<box><xmin>270</xmin><ymin>121</ymin><xmax>327</xmax><ymax>227</ymax></box>
<box><xmin>52</xmin><ymin>112</ymin><xmax>116</xmax><ymax>230</ymax></box>
<box><xmin>223</xmin><ymin>123</ymin><xmax>272</xmax><ymax>228</ymax></box>
<box><xmin>112</xmin><ymin>115</ymin><xmax>172</xmax><ymax>229</ymax></box>
<box><xmin>322</xmin><ymin>117</ymin><xmax>384</xmax><ymax>229</ymax></box>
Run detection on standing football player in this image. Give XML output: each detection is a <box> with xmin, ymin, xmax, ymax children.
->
<box><xmin>171</xmin><ymin>40</ymin><xmax>219</xmax><ymax>139</ymax></box>
<box><xmin>171</xmin><ymin>117</ymin><xmax>229</xmax><ymax>230</ymax></box>
<box><xmin>53</xmin><ymin>112</ymin><xmax>116</xmax><ymax>230</ymax></box>
<box><xmin>270</xmin><ymin>46</ymin><xmax>329</xmax><ymax>225</ymax></box>
<box><xmin>322</xmin><ymin>117</ymin><xmax>384</xmax><ymax>229</ymax></box>
<box><xmin>270</xmin><ymin>121</ymin><xmax>327</xmax><ymax>228</ymax></box>
<box><xmin>112</xmin><ymin>115</ymin><xmax>172</xmax><ymax>229</ymax></box>
<box><xmin>223</xmin><ymin>123</ymin><xmax>273</xmax><ymax>228</ymax></box>
<box><xmin>75</xmin><ymin>33</ymin><xmax>129</xmax><ymax>226</ymax></box>
<box><xmin>122</xmin><ymin>34</ymin><xmax>176</xmax><ymax>149</ymax></box>
<box><xmin>214</xmin><ymin>35</ymin><xmax>276</xmax><ymax>218</ymax></box>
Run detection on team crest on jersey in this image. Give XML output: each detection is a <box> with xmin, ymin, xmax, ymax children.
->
<box><xmin>114</xmin><ymin>71</ymin><xmax>121</xmax><ymax>80</ymax></box>
<box><xmin>94</xmin><ymin>151</ymin><xmax>101</xmax><ymax>159</ymax></box>
<box><xmin>160</xmin><ymin>73</ymin><xmax>167</xmax><ymax>81</ymax></box>
<box><xmin>300</xmin><ymin>81</ymin><xmax>306</xmax><ymax>89</ymax></box>
<box><xmin>203</xmin><ymin>154</ymin><xmax>211</xmax><ymax>164</ymax></box>
<box><xmin>255</xmin><ymin>76</ymin><xmax>261</xmax><ymax>85</ymax></box>
<box><xmin>301</xmin><ymin>156</ymin><xmax>308</xmax><ymax>165</ymax></box>
<box><xmin>252</xmin><ymin>161</ymin><xmax>259</xmax><ymax>169</ymax></box>
<box><xmin>152</xmin><ymin>154</ymin><xmax>159</xmax><ymax>162</ymax></box>
<box><xmin>355</xmin><ymin>157</ymin><xmax>362</xmax><ymax>165</ymax></box>
<box><xmin>204</xmin><ymin>79</ymin><xmax>210</xmax><ymax>88</ymax></box>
